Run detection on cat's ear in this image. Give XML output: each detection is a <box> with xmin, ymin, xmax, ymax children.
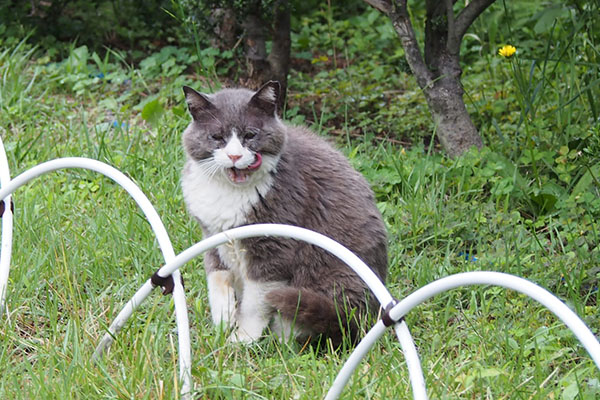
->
<box><xmin>183</xmin><ymin>86</ymin><xmax>215</xmax><ymax>120</ymax></box>
<box><xmin>248</xmin><ymin>81</ymin><xmax>280</xmax><ymax>116</ymax></box>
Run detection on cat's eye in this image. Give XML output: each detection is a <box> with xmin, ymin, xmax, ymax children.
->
<box><xmin>244</xmin><ymin>131</ymin><xmax>257</xmax><ymax>140</ymax></box>
<box><xmin>209</xmin><ymin>133</ymin><xmax>224</xmax><ymax>142</ymax></box>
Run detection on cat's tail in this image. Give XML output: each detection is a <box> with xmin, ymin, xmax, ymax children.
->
<box><xmin>266</xmin><ymin>287</ymin><xmax>362</xmax><ymax>347</ymax></box>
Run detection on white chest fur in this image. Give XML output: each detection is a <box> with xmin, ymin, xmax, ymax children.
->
<box><xmin>183</xmin><ymin>156</ymin><xmax>293</xmax><ymax>342</ymax></box>
<box><xmin>182</xmin><ymin>155</ymin><xmax>281</xmax><ymax>317</ymax></box>
<box><xmin>181</xmin><ymin>159</ymin><xmax>275</xmax><ymax>234</ymax></box>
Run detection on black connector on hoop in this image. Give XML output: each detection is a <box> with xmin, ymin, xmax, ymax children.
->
<box><xmin>381</xmin><ymin>298</ymin><xmax>402</xmax><ymax>327</ymax></box>
<box><xmin>151</xmin><ymin>270</ymin><xmax>184</xmax><ymax>295</ymax></box>
<box><xmin>0</xmin><ymin>198</ymin><xmax>14</xmax><ymax>218</ymax></box>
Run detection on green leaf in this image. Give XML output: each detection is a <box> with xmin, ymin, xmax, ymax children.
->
<box><xmin>530</xmin><ymin>182</ymin><xmax>564</xmax><ymax>214</ymax></box>
<box><xmin>171</xmin><ymin>104</ymin><xmax>186</xmax><ymax>118</ymax></box>
<box><xmin>562</xmin><ymin>381</ymin><xmax>579</xmax><ymax>400</ymax></box>
<box><xmin>366</xmin><ymin>10</ymin><xmax>379</xmax><ymax>26</ymax></box>
<box><xmin>534</xmin><ymin>5</ymin><xmax>567</xmax><ymax>34</ymax></box>
<box><xmin>139</xmin><ymin>55</ymin><xmax>157</xmax><ymax>71</ymax></box>
<box><xmin>70</xmin><ymin>45</ymin><xmax>89</xmax><ymax>71</ymax></box>
<box><xmin>478</xmin><ymin>367</ymin><xmax>503</xmax><ymax>378</ymax></box>
<box><xmin>141</xmin><ymin>98</ymin><xmax>164</xmax><ymax>127</ymax></box>
<box><xmin>99</xmin><ymin>97</ymin><xmax>118</xmax><ymax>111</ymax></box>
<box><xmin>571</xmin><ymin>164</ymin><xmax>600</xmax><ymax>197</ymax></box>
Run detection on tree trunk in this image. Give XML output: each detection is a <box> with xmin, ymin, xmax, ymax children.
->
<box><xmin>268</xmin><ymin>0</ymin><xmax>291</xmax><ymax>109</ymax></box>
<box><xmin>210</xmin><ymin>7</ymin><xmax>237</xmax><ymax>50</ymax></box>
<box><xmin>364</xmin><ymin>0</ymin><xmax>495</xmax><ymax>157</ymax></box>
<box><xmin>243</xmin><ymin>0</ymin><xmax>291</xmax><ymax>112</ymax></box>
<box><xmin>424</xmin><ymin>74</ymin><xmax>482</xmax><ymax>157</ymax></box>
<box><xmin>243</xmin><ymin>10</ymin><xmax>271</xmax><ymax>88</ymax></box>
<box><xmin>422</xmin><ymin>2</ymin><xmax>483</xmax><ymax>157</ymax></box>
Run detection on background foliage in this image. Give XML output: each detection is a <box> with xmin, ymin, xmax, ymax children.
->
<box><xmin>0</xmin><ymin>0</ymin><xmax>598</xmax><ymax>398</ymax></box>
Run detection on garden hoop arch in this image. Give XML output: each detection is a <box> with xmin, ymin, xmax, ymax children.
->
<box><xmin>1</xmin><ymin>136</ymin><xmax>599</xmax><ymax>399</ymax></box>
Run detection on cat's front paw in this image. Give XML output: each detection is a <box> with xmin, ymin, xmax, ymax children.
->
<box><xmin>228</xmin><ymin>328</ymin><xmax>261</xmax><ymax>344</ymax></box>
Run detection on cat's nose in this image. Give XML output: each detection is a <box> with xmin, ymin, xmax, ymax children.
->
<box><xmin>228</xmin><ymin>154</ymin><xmax>242</xmax><ymax>163</ymax></box>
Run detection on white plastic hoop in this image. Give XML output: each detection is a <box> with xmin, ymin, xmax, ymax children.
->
<box><xmin>326</xmin><ymin>271</ymin><xmax>600</xmax><ymax>399</ymax></box>
<box><xmin>140</xmin><ymin>224</ymin><xmax>600</xmax><ymax>399</ymax></box>
<box><xmin>0</xmin><ymin>136</ymin><xmax>14</xmax><ymax>314</ymax></box>
<box><xmin>0</xmin><ymin>157</ymin><xmax>192</xmax><ymax>398</ymax></box>
<box><xmin>387</xmin><ymin>271</ymin><xmax>600</xmax><ymax>368</ymax></box>
<box><xmin>2</xmin><ymin>151</ymin><xmax>598</xmax><ymax>399</ymax></box>
<box><xmin>108</xmin><ymin>223</ymin><xmax>428</xmax><ymax>399</ymax></box>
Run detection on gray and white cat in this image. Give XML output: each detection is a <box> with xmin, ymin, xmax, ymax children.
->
<box><xmin>181</xmin><ymin>81</ymin><xmax>387</xmax><ymax>346</ymax></box>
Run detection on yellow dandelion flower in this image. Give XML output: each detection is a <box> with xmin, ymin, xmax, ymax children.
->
<box><xmin>498</xmin><ymin>45</ymin><xmax>516</xmax><ymax>58</ymax></box>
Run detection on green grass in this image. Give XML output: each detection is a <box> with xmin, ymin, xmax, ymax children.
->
<box><xmin>1</xmin><ymin>3</ymin><xmax>599</xmax><ymax>398</ymax></box>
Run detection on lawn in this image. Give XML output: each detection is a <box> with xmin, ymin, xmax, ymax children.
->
<box><xmin>0</xmin><ymin>1</ymin><xmax>599</xmax><ymax>399</ymax></box>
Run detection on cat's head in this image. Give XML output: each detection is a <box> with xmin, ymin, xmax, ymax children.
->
<box><xmin>182</xmin><ymin>81</ymin><xmax>286</xmax><ymax>185</ymax></box>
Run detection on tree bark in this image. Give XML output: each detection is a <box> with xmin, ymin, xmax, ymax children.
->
<box><xmin>243</xmin><ymin>8</ymin><xmax>271</xmax><ymax>88</ymax></box>
<box><xmin>425</xmin><ymin>74</ymin><xmax>482</xmax><ymax>157</ymax></box>
<box><xmin>210</xmin><ymin>7</ymin><xmax>237</xmax><ymax>50</ymax></box>
<box><xmin>364</xmin><ymin>0</ymin><xmax>495</xmax><ymax>157</ymax></box>
<box><xmin>268</xmin><ymin>0</ymin><xmax>291</xmax><ymax>109</ymax></box>
<box><xmin>242</xmin><ymin>0</ymin><xmax>291</xmax><ymax>112</ymax></box>
<box><xmin>422</xmin><ymin>1</ymin><xmax>482</xmax><ymax>156</ymax></box>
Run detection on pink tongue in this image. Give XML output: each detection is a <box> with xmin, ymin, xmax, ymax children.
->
<box><xmin>247</xmin><ymin>153</ymin><xmax>262</xmax><ymax>170</ymax></box>
<box><xmin>227</xmin><ymin>153</ymin><xmax>262</xmax><ymax>183</ymax></box>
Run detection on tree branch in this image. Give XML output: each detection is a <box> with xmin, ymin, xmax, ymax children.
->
<box><xmin>363</xmin><ymin>0</ymin><xmax>391</xmax><ymax>15</ymax></box>
<box><xmin>389</xmin><ymin>0</ymin><xmax>433</xmax><ymax>89</ymax></box>
<box><xmin>454</xmin><ymin>0</ymin><xmax>496</xmax><ymax>42</ymax></box>
<box><xmin>445</xmin><ymin>0</ymin><xmax>459</xmax><ymax>54</ymax></box>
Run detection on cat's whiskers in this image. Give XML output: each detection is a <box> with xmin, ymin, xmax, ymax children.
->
<box><xmin>200</xmin><ymin>164</ymin><xmax>221</xmax><ymax>181</ymax></box>
<box><xmin>196</xmin><ymin>157</ymin><xmax>223</xmax><ymax>181</ymax></box>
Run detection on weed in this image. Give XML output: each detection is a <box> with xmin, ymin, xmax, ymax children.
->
<box><xmin>0</xmin><ymin>1</ymin><xmax>598</xmax><ymax>398</ymax></box>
